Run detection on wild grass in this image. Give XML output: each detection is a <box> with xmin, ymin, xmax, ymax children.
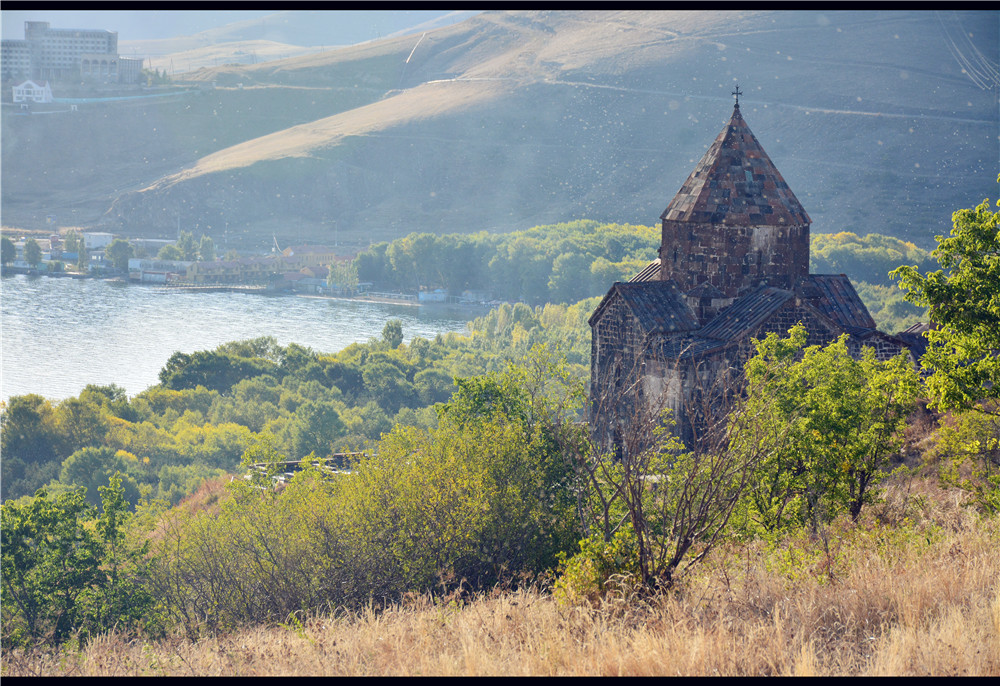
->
<box><xmin>4</xmin><ymin>477</ymin><xmax>997</xmax><ymax>676</ymax></box>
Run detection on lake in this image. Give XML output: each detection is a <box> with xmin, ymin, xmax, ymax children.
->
<box><xmin>1</xmin><ymin>274</ymin><xmax>477</xmax><ymax>402</ymax></box>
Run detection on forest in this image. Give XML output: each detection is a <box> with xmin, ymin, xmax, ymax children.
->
<box><xmin>2</xmin><ymin>194</ymin><xmax>998</xmax><ymax>675</ymax></box>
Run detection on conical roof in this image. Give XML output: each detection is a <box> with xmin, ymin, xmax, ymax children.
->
<box><xmin>660</xmin><ymin>105</ymin><xmax>810</xmax><ymax>226</ymax></box>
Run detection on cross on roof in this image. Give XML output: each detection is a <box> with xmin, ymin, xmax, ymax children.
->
<box><xmin>732</xmin><ymin>84</ymin><xmax>743</xmax><ymax>108</ymax></box>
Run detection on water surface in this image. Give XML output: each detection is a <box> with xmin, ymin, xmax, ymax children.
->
<box><xmin>1</xmin><ymin>275</ymin><xmax>475</xmax><ymax>401</ymax></box>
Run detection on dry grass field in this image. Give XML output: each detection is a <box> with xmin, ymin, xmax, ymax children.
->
<box><xmin>4</xmin><ymin>477</ymin><xmax>998</xmax><ymax>676</ymax></box>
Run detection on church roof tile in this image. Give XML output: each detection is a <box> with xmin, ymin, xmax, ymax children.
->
<box><xmin>800</xmin><ymin>274</ymin><xmax>877</xmax><ymax>332</ymax></box>
<box><xmin>660</xmin><ymin>105</ymin><xmax>810</xmax><ymax>226</ymax></box>
<box><xmin>698</xmin><ymin>286</ymin><xmax>794</xmax><ymax>340</ymax></box>
<box><xmin>629</xmin><ymin>258</ymin><xmax>661</xmax><ymax>283</ymax></box>
<box><xmin>590</xmin><ymin>280</ymin><xmax>700</xmax><ymax>333</ymax></box>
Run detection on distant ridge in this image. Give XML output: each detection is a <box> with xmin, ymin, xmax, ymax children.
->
<box><xmin>119</xmin><ymin>10</ymin><xmax>481</xmax><ymax>72</ymax></box>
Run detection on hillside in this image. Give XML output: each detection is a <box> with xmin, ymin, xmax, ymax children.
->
<box><xmin>2</xmin><ymin>10</ymin><xmax>996</xmax><ymax>248</ymax></box>
<box><xmin>119</xmin><ymin>10</ymin><xmax>479</xmax><ymax>73</ymax></box>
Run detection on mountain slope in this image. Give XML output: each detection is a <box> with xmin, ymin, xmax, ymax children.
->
<box><xmin>4</xmin><ymin>10</ymin><xmax>996</xmax><ymax>248</ymax></box>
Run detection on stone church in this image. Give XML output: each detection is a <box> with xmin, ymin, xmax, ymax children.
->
<box><xmin>589</xmin><ymin>95</ymin><xmax>911</xmax><ymax>450</ymax></box>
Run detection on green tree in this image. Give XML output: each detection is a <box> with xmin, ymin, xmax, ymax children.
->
<box><xmin>440</xmin><ymin>236</ymin><xmax>483</xmax><ymax>294</ymax></box>
<box><xmin>59</xmin><ymin>446</ymin><xmax>141</xmax><ymax>506</ymax></box>
<box><xmin>158</xmin><ymin>349</ymin><xmax>278</xmax><ymax>393</ymax></box>
<box><xmin>387</xmin><ymin>232</ymin><xmax>440</xmax><ymax>291</ymax></box>
<box><xmin>348</xmin><ymin>348</ymin><xmax>583</xmax><ymax>592</ymax></box>
<box><xmin>1</xmin><ymin>395</ymin><xmax>62</xmax><ymax>466</ymax></box>
<box><xmin>382</xmin><ymin>319</ymin><xmax>404</xmax><ymax>349</ymax></box>
<box><xmin>77</xmin><ymin>244</ymin><xmax>89</xmax><ymax>272</ymax></box>
<box><xmin>104</xmin><ymin>238</ymin><xmax>133</xmax><ymax>271</ymax></box>
<box><xmin>928</xmin><ymin>406</ymin><xmax>1000</xmax><ymax>514</ymax></box>
<box><xmin>198</xmin><ymin>234</ymin><xmax>215</xmax><ymax>262</ymax></box>
<box><xmin>157</xmin><ymin>244</ymin><xmax>183</xmax><ymax>261</ymax></box>
<box><xmin>736</xmin><ymin>325</ymin><xmax>920</xmax><ymax>530</ymax></box>
<box><xmin>811</xmin><ymin>231</ymin><xmax>935</xmax><ymax>286</ymax></box>
<box><xmin>24</xmin><ymin>238</ymin><xmax>42</xmax><ymax>268</ymax></box>
<box><xmin>1</xmin><ymin>236</ymin><xmax>15</xmax><ymax>265</ymax></box>
<box><xmin>87</xmin><ymin>477</ymin><xmax>161</xmax><ymax>639</ymax></box>
<box><xmin>62</xmin><ymin>230</ymin><xmax>81</xmax><ymax>255</ymax></box>
<box><xmin>288</xmin><ymin>400</ymin><xmax>346</xmax><ymax>459</ymax></box>
<box><xmin>327</xmin><ymin>260</ymin><xmax>359</xmax><ymax>292</ymax></box>
<box><xmin>1</xmin><ymin>476</ymin><xmax>160</xmax><ymax>649</ymax></box>
<box><xmin>1</xmin><ymin>395</ymin><xmax>65</xmax><ymax>500</ymax></box>
<box><xmin>548</xmin><ymin>252</ymin><xmax>594</xmax><ymax>304</ymax></box>
<box><xmin>141</xmin><ymin>68</ymin><xmax>171</xmax><ymax>85</ymax></box>
<box><xmin>356</xmin><ymin>242</ymin><xmax>392</xmax><ymax>287</ymax></box>
<box><xmin>362</xmin><ymin>358</ymin><xmax>416</xmax><ymax>415</ymax></box>
<box><xmin>154</xmin><ymin>463</ymin><xmax>227</xmax><ymax>506</ymax></box>
<box><xmin>53</xmin><ymin>397</ymin><xmax>108</xmax><ymax>453</ymax></box>
<box><xmin>413</xmin><ymin>368</ymin><xmax>454</xmax><ymax>405</ymax></box>
<box><xmin>891</xmin><ymin>184</ymin><xmax>1000</xmax><ymax>412</ymax></box>
<box><xmin>80</xmin><ymin>383</ymin><xmax>139</xmax><ymax>423</ymax></box>
<box><xmin>1</xmin><ymin>486</ymin><xmax>103</xmax><ymax>648</ymax></box>
<box><xmin>176</xmin><ymin>230</ymin><xmax>198</xmax><ymax>261</ymax></box>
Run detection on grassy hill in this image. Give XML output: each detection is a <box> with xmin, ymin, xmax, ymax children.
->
<box><xmin>2</xmin><ymin>10</ymin><xmax>996</xmax><ymax>248</ymax></box>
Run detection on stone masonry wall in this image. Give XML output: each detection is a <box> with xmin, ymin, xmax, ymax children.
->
<box><xmin>591</xmin><ymin>294</ymin><xmax>647</xmax><ymax>451</ymax></box>
<box><xmin>660</xmin><ymin>220</ymin><xmax>810</xmax><ymax>298</ymax></box>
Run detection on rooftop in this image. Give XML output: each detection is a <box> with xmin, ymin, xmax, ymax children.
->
<box><xmin>660</xmin><ymin>104</ymin><xmax>810</xmax><ymax>227</ymax></box>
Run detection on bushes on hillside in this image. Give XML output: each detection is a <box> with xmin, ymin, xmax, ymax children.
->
<box><xmin>150</xmin><ymin>350</ymin><xmax>586</xmax><ymax>630</ymax></box>
<box><xmin>810</xmin><ymin>231</ymin><xmax>935</xmax><ymax>285</ymax></box>
<box><xmin>2</xmin><ymin>332</ymin><xmax>992</xmax><ymax>647</ymax></box>
<box><xmin>1</xmin><ymin>476</ymin><xmax>162</xmax><ymax>649</ymax></box>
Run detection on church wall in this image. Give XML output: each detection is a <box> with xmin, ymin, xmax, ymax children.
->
<box><xmin>641</xmin><ymin>344</ymin><xmax>743</xmax><ymax>446</ymax></box>
<box><xmin>749</xmin><ymin>302</ymin><xmax>842</xmax><ymax>350</ymax></box>
<box><xmin>660</xmin><ymin>221</ymin><xmax>809</xmax><ymax>298</ymax></box>
<box><xmin>847</xmin><ymin>333</ymin><xmax>911</xmax><ymax>362</ymax></box>
<box><xmin>591</xmin><ymin>295</ymin><xmax>648</xmax><ymax>451</ymax></box>
<box><xmin>640</xmin><ymin>357</ymin><xmax>686</xmax><ymax>422</ymax></box>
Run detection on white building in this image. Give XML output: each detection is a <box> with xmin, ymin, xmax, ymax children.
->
<box><xmin>12</xmin><ymin>79</ymin><xmax>53</xmax><ymax>103</ymax></box>
<box><xmin>82</xmin><ymin>232</ymin><xmax>114</xmax><ymax>250</ymax></box>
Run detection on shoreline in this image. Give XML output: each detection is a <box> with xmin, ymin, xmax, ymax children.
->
<box><xmin>2</xmin><ymin>270</ymin><xmax>496</xmax><ymax>311</ymax></box>
<box><xmin>298</xmin><ymin>293</ymin><xmax>493</xmax><ymax>311</ymax></box>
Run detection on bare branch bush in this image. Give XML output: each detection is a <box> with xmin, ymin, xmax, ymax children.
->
<box><xmin>576</xmin><ymin>339</ymin><xmax>789</xmax><ymax>592</ymax></box>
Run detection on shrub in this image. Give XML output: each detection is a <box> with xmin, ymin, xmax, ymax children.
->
<box><xmin>553</xmin><ymin>528</ymin><xmax>640</xmax><ymax>605</ymax></box>
<box><xmin>1</xmin><ymin>476</ymin><xmax>162</xmax><ymax>649</ymax></box>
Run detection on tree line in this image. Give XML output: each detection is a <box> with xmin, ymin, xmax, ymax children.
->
<box><xmin>352</xmin><ymin>221</ymin><xmax>929</xmax><ymax>331</ymax></box>
<box><xmin>356</xmin><ymin>220</ymin><xmax>660</xmax><ymax>304</ymax></box>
